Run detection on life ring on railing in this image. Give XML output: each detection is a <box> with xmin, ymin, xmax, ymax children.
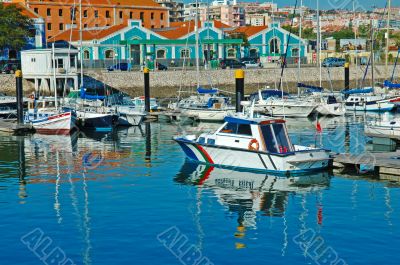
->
<box><xmin>248</xmin><ymin>139</ymin><xmax>259</xmax><ymax>151</ymax></box>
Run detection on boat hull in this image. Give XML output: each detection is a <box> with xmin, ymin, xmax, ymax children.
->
<box><xmin>174</xmin><ymin>138</ymin><xmax>331</xmax><ymax>175</ymax></box>
<box><xmin>364</xmin><ymin>123</ymin><xmax>400</xmax><ymax>139</ymax></box>
<box><xmin>181</xmin><ymin>108</ymin><xmax>234</xmax><ymax>122</ymax></box>
<box><xmin>345</xmin><ymin>100</ymin><xmax>396</xmax><ymax>112</ymax></box>
<box><xmin>118</xmin><ymin>113</ymin><xmax>145</xmax><ymax>126</ymax></box>
<box><xmin>257</xmin><ymin>104</ymin><xmax>315</xmax><ymax>117</ymax></box>
<box><xmin>77</xmin><ymin>111</ymin><xmax>114</xmax><ymax>131</ymax></box>
<box><xmin>30</xmin><ymin>112</ymin><xmax>76</xmax><ymax>135</ymax></box>
<box><xmin>315</xmin><ymin>103</ymin><xmax>346</xmax><ymax>116</ymax></box>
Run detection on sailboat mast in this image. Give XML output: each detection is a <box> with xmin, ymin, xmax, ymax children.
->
<box><xmin>297</xmin><ymin>0</ymin><xmax>303</xmax><ymax>96</ymax></box>
<box><xmin>370</xmin><ymin>19</ymin><xmax>374</xmax><ymax>88</ymax></box>
<box><xmin>79</xmin><ymin>0</ymin><xmax>84</xmax><ymax>89</ymax></box>
<box><xmin>317</xmin><ymin>0</ymin><xmax>322</xmax><ymax>87</ymax></box>
<box><xmin>353</xmin><ymin>0</ymin><xmax>358</xmax><ymax>88</ymax></box>
<box><xmin>52</xmin><ymin>42</ymin><xmax>58</xmax><ymax>110</ymax></box>
<box><xmin>385</xmin><ymin>0</ymin><xmax>391</xmax><ymax>70</ymax></box>
<box><xmin>195</xmin><ymin>0</ymin><xmax>200</xmax><ymax>88</ymax></box>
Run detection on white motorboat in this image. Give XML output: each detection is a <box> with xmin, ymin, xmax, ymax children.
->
<box><xmin>250</xmin><ymin>90</ymin><xmax>316</xmax><ymax>117</ymax></box>
<box><xmin>174</xmin><ymin>112</ymin><xmax>331</xmax><ymax>174</ymax></box>
<box><xmin>365</xmin><ymin>116</ymin><xmax>400</xmax><ymax>140</ymax></box>
<box><xmin>115</xmin><ymin>105</ymin><xmax>145</xmax><ymax>126</ymax></box>
<box><xmin>176</xmin><ymin>88</ymin><xmax>235</xmax><ymax>122</ymax></box>
<box><xmin>343</xmin><ymin>87</ymin><xmax>400</xmax><ymax>112</ymax></box>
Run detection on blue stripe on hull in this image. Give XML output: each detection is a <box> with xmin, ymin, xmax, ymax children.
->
<box><xmin>178</xmin><ymin>142</ymin><xmax>198</xmax><ymax>161</ymax></box>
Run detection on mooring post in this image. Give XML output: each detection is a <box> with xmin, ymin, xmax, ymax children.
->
<box><xmin>235</xmin><ymin>69</ymin><xmax>245</xmax><ymax>112</ymax></box>
<box><xmin>15</xmin><ymin>70</ymin><xmax>24</xmax><ymax>125</ymax></box>
<box><xmin>144</xmin><ymin>67</ymin><xmax>150</xmax><ymax>113</ymax></box>
<box><xmin>344</xmin><ymin>62</ymin><xmax>350</xmax><ymax>94</ymax></box>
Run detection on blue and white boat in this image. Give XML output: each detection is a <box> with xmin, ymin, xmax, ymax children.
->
<box><xmin>174</xmin><ymin>112</ymin><xmax>331</xmax><ymax>174</ymax></box>
<box><xmin>174</xmin><ymin>87</ymin><xmax>235</xmax><ymax>122</ymax></box>
<box><xmin>343</xmin><ymin>88</ymin><xmax>400</xmax><ymax>112</ymax></box>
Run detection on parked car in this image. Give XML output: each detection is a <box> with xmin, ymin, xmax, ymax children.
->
<box><xmin>1</xmin><ymin>62</ymin><xmax>20</xmax><ymax>74</ymax></box>
<box><xmin>107</xmin><ymin>62</ymin><xmax>129</xmax><ymax>71</ymax></box>
<box><xmin>322</xmin><ymin>58</ymin><xmax>346</xmax><ymax>67</ymax></box>
<box><xmin>242</xmin><ymin>60</ymin><xmax>262</xmax><ymax>69</ymax></box>
<box><xmin>157</xmin><ymin>62</ymin><xmax>168</xmax><ymax>71</ymax></box>
<box><xmin>219</xmin><ymin>59</ymin><xmax>245</xmax><ymax>69</ymax></box>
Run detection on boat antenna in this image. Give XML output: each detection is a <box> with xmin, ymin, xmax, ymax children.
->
<box><xmin>277</xmin><ymin>0</ymin><xmax>298</xmax><ymax>91</ymax></box>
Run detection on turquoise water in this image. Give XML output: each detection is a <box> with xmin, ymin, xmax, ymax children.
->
<box><xmin>0</xmin><ymin>114</ymin><xmax>400</xmax><ymax>265</ymax></box>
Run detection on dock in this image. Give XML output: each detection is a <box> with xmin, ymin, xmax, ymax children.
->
<box><xmin>332</xmin><ymin>151</ymin><xmax>400</xmax><ymax>177</ymax></box>
<box><xmin>0</xmin><ymin>119</ymin><xmax>34</xmax><ymax>134</ymax></box>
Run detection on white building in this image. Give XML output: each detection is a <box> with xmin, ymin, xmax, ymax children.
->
<box><xmin>21</xmin><ymin>49</ymin><xmax>79</xmax><ymax>94</ymax></box>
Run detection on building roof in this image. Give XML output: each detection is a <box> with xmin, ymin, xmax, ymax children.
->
<box><xmin>2</xmin><ymin>2</ymin><xmax>41</xmax><ymax>19</ymax></box>
<box><xmin>228</xmin><ymin>25</ymin><xmax>268</xmax><ymax>37</ymax></box>
<box><xmin>48</xmin><ymin>24</ymin><xmax>127</xmax><ymax>42</ymax></box>
<box><xmin>24</xmin><ymin>0</ymin><xmax>163</xmax><ymax>8</ymax></box>
<box><xmin>154</xmin><ymin>20</ymin><xmax>231</xmax><ymax>39</ymax></box>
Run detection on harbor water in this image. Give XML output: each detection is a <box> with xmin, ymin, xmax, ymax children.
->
<box><xmin>1</xmin><ymin>113</ymin><xmax>400</xmax><ymax>265</ymax></box>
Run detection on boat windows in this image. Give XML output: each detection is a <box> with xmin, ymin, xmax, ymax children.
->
<box><xmin>219</xmin><ymin>123</ymin><xmax>252</xmax><ymax>136</ymax></box>
<box><xmin>260</xmin><ymin>123</ymin><xmax>293</xmax><ymax>153</ymax></box>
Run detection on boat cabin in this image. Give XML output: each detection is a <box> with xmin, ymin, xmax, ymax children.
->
<box><xmin>197</xmin><ymin>116</ymin><xmax>294</xmax><ymax>153</ymax></box>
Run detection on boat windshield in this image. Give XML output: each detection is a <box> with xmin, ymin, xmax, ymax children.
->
<box><xmin>260</xmin><ymin>123</ymin><xmax>293</xmax><ymax>153</ymax></box>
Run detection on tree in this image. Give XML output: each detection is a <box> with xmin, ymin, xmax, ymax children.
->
<box><xmin>0</xmin><ymin>3</ymin><xmax>34</xmax><ymax>51</ymax></box>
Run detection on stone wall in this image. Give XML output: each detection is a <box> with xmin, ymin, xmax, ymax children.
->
<box><xmin>1</xmin><ymin>65</ymin><xmax>398</xmax><ymax>97</ymax></box>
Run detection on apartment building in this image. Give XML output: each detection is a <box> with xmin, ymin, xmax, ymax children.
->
<box><xmin>13</xmin><ymin>0</ymin><xmax>169</xmax><ymax>39</ymax></box>
<box><xmin>156</xmin><ymin>0</ymin><xmax>184</xmax><ymax>22</ymax></box>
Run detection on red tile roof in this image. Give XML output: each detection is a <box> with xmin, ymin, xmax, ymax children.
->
<box><xmin>228</xmin><ymin>25</ymin><xmax>268</xmax><ymax>38</ymax></box>
<box><xmin>2</xmin><ymin>2</ymin><xmax>41</xmax><ymax>19</ymax></box>
<box><xmin>154</xmin><ymin>20</ymin><xmax>231</xmax><ymax>39</ymax></box>
<box><xmin>48</xmin><ymin>24</ymin><xmax>127</xmax><ymax>42</ymax></box>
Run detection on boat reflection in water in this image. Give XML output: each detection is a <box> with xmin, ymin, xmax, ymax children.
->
<box><xmin>175</xmin><ymin>161</ymin><xmax>331</xmax><ymax>249</ymax></box>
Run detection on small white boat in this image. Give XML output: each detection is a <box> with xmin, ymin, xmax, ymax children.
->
<box><xmin>176</xmin><ymin>88</ymin><xmax>235</xmax><ymax>122</ymax></box>
<box><xmin>116</xmin><ymin>106</ymin><xmax>145</xmax><ymax>126</ymax></box>
<box><xmin>365</xmin><ymin>117</ymin><xmax>400</xmax><ymax>140</ymax></box>
<box><xmin>345</xmin><ymin>94</ymin><xmax>398</xmax><ymax>112</ymax></box>
<box><xmin>251</xmin><ymin>90</ymin><xmax>316</xmax><ymax>117</ymax></box>
<box><xmin>24</xmin><ymin>98</ymin><xmax>76</xmax><ymax>135</ymax></box>
<box><xmin>25</xmin><ymin>109</ymin><xmax>76</xmax><ymax>135</ymax></box>
<box><xmin>174</xmin><ymin>112</ymin><xmax>331</xmax><ymax>174</ymax></box>
<box><xmin>112</xmin><ymin>97</ymin><xmax>146</xmax><ymax>126</ymax></box>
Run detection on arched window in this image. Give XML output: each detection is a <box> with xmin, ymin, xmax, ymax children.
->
<box><xmin>156</xmin><ymin>49</ymin><xmax>166</xmax><ymax>59</ymax></box>
<box><xmin>83</xmin><ymin>50</ymin><xmax>90</xmax><ymax>60</ymax></box>
<box><xmin>292</xmin><ymin>48</ymin><xmax>299</xmax><ymax>57</ymax></box>
<box><xmin>180</xmin><ymin>49</ymin><xmax>190</xmax><ymax>59</ymax></box>
<box><xmin>227</xmin><ymin>48</ymin><xmax>236</xmax><ymax>58</ymax></box>
<box><xmin>270</xmin><ymin>38</ymin><xmax>280</xmax><ymax>54</ymax></box>
<box><xmin>105</xmin><ymin>49</ymin><xmax>115</xmax><ymax>59</ymax></box>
